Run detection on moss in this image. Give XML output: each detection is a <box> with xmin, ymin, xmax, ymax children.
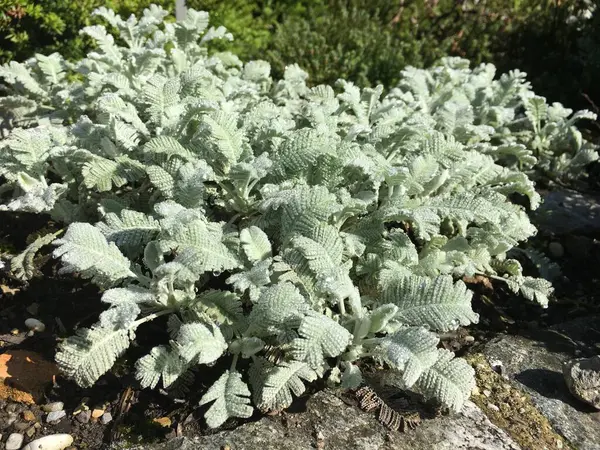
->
<box><xmin>466</xmin><ymin>353</ymin><xmax>571</xmax><ymax>450</ymax></box>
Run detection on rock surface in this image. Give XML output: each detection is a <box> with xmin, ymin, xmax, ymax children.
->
<box><xmin>483</xmin><ymin>317</ymin><xmax>600</xmax><ymax>450</ymax></box>
<box><xmin>564</xmin><ymin>356</ymin><xmax>600</xmax><ymax>409</ymax></box>
<box><xmin>533</xmin><ymin>188</ymin><xmax>600</xmax><ymax>235</ymax></box>
<box><xmin>118</xmin><ymin>390</ymin><xmax>521</xmax><ymax>450</ymax></box>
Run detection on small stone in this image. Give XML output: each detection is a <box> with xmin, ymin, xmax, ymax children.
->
<box><xmin>471</xmin><ymin>386</ymin><xmax>480</xmax><ymax>396</ymax></box>
<box><xmin>33</xmin><ymin>422</ymin><xmax>41</xmax><ymax>429</ymax></box>
<box><xmin>563</xmin><ymin>355</ymin><xmax>600</xmax><ymax>409</ymax></box>
<box><xmin>483</xmin><ymin>389</ymin><xmax>491</xmax><ymax>397</ymax></box>
<box><xmin>487</xmin><ymin>403</ymin><xmax>500</xmax><ymax>412</ymax></box>
<box><xmin>14</xmin><ymin>421</ymin><xmax>29</xmax><ymax>431</ymax></box>
<box><xmin>42</xmin><ymin>401</ymin><xmax>64</xmax><ymax>412</ymax></box>
<box><xmin>22</xmin><ymin>410</ymin><xmax>35</xmax><ymax>421</ymax></box>
<box><xmin>10</xmin><ymin>329</ymin><xmax>19</xmax><ymax>335</ymax></box>
<box><xmin>25</xmin><ymin>303</ymin><xmax>39</xmax><ymax>316</ymax></box>
<box><xmin>91</xmin><ymin>408</ymin><xmax>104</xmax><ymax>419</ymax></box>
<box><xmin>6</xmin><ymin>412</ymin><xmax>17</xmax><ymax>426</ymax></box>
<box><xmin>489</xmin><ymin>359</ymin><xmax>503</xmax><ymax>375</ymax></box>
<box><xmin>6</xmin><ymin>432</ymin><xmax>24</xmax><ymax>450</ymax></box>
<box><xmin>47</xmin><ymin>410</ymin><xmax>66</xmax><ymax>423</ymax></box>
<box><xmin>153</xmin><ymin>416</ymin><xmax>171</xmax><ymax>428</ymax></box>
<box><xmin>100</xmin><ymin>412</ymin><xmax>113</xmax><ymax>425</ymax></box>
<box><xmin>24</xmin><ymin>318</ymin><xmax>46</xmax><ymax>333</ymax></box>
<box><xmin>6</xmin><ymin>403</ymin><xmax>19</xmax><ymax>413</ymax></box>
<box><xmin>25</xmin><ymin>425</ymin><xmax>36</xmax><ymax>438</ymax></box>
<box><xmin>548</xmin><ymin>241</ymin><xmax>564</xmax><ymax>258</ymax></box>
<box><xmin>76</xmin><ymin>410</ymin><xmax>91</xmax><ymax>424</ymax></box>
<box><xmin>22</xmin><ymin>434</ymin><xmax>74</xmax><ymax>450</ymax></box>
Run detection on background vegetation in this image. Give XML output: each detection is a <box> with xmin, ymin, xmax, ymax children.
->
<box><xmin>0</xmin><ymin>0</ymin><xmax>598</xmax><ymax>110</ymax></box>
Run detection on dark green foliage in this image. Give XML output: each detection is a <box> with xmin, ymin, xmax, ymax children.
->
<box><xmin>489</xmin><ymin>0</ymin><xmax>599</xmax><ymax>111</ymax></box>
<box><xmin>1</xmin><ymin>0</ymin><xmax>599</xmax><ymax>111</ymax></box>
<box><xmin>0</xmin><ymin>0</ymin><xmax>174</xmax><ymax>63</ymax></box>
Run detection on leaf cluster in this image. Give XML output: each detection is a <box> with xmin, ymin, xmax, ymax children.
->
<box><xmin>0</xmin><ymin>4</ymin><xmax>593</xmax><ymax>429</ymax></box>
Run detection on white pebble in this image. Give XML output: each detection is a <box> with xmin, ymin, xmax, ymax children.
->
<box><xmin>46</xmin><ymin>410</ymin><xmax>66</xmax><ymax>423</ymax></box>
<box><xmin>42</xmin><ymin>402</ymin><xmax>64</xmax><ymax>412</ymax></box>
<box><xmin>25</xmin><ymin>318</ymin><xmax>46</xmax><ymax>332</ymax></box>
<box><xmin>487</xmin><ymin>403</ymin><xmax>500</xmax><ymax>412</ymax></box>
<box><xmin>6</xmin><ymin>433</ymin><xmax>24</xmax><ymax>450</ymax></box>
<box><xmin>100</xmin><ymin>412</ymin><xmax>113</xmax><ymax>424</ymax></box>
<box><xmin>22</xmin><ymin>434</ymin><xmax>74</xmax><ymax>450</ymax></box>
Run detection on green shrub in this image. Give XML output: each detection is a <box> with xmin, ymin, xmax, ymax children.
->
<box><xmin>2</xmin><ymin>0</ymin><xmax>598</xmax><ymax>112</ymax></box>
<box><xmin>0</xmin><ymin>0</ymin><xmax>174</xmax><ymax>62</ymax></box>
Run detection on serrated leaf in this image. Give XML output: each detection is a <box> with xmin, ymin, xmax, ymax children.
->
<box><xmin>258</xmin><ymin>360</ymin><xmax>318</xmax><ymax>411</ymax></box>
<box><xmin>291</xmin><ymin>312</ymin><xmax>352</xmax><ymax>369</ymax></box>
<box><xmin>199</xmin><ymin>370</ymin><xmax>253</xmax><ymax>428</ymax></box>
<box><xmin>56</xmin><ymin>325</ymin><xmax>134</xmax><ymax>388</ymax></box>
<box><xmin>239</xmin><ymin>226</ymin><xmax>272</xmax><ymax>263</ymax></box>
<box><xmin>412</xmin><ymin>349</ymin><xmax>475</xmax><ymax>412</ymax></box>
<box><xmin>52</xmin><ymin>223</ymin><xmax>136</xmax><ymax>288</ymax></box>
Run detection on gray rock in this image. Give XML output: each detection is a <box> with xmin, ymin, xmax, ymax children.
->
<box><xmin>101</xmin><ymin>412</ymin><xmax>113</xmax><ymax>425</ymax></box>
<box><xmin>42</xmin><ymin>402</ymin><xmax>64</xmax><ymax>413</ymax></box>
<box><xmin>6</xmin><ymin>412</ymin><xmax>17</xmax><ymax>426</ymax></box>
<box><xmin>76</xmin><ymin>410</ymin><xmax>91</xmax><ymax>424</ymax></box>
<box><xmin>13</xmin><ymin>421</ymin><xmax>29</xmax><ymax>431</ymax></box>
<box><xmin>46</xmin><ymin>410</ymin><xmax>66</xmax><ymax>423</ymax></box>
<box><xmin>5</xmin><ymin>403</ymin><xmax>20</xmax><ymax>414</ymax></box>
<box><xmin>564</xmin><ymin>356</ymin><xmax>600</xmax><ymax>409</ymax></box>
<box><xmin>533</xmin><ymin>188</ymin><xmax>600</xmax><ymax>235</ymax></box>
<box><xmin>116</xmin><ymin>390</ymin><xmax>520</xmax><ymax>450</ymax></box>
<box><xmin>6</xmin><ymin>432</ymin><xmax>24</xmax><ymax>450</ymax></box>
<box><xmin>483</xmin><ymin>324</ymin><xmax>600</xmax><ymax>450</ymax></box>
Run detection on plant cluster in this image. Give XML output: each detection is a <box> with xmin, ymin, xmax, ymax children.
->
<box><xmin>0</xmin><ymin>0</ymin><xmax>175</xmax><ymax>63</ymax></box>
<box><xmin>0</xmin><ymin>5</ymin><xmax>597</xmax><ymax>428</ymax></box>
<box><xmin>3</xmin><ymin>1</ymin><xmax>599</xmax><ymax>111</ymax></box>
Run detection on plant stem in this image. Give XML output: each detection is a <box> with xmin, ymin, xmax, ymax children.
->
<box><xmin>132</xmin><ymin>309</ymin><xmax>174</xmax><ymax>328</ymax></box>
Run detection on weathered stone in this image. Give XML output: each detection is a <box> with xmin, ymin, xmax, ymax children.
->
<box><xmin>47</xmin><ymin>410</ymin><xmax>66</xmax><ymax>423</ymax></box>
<box><xmin>42</xmin><ymin>402</ymin><xmax>64</xmax><ymax>413</ymax></box>
<box><xmin>118</xmin><ymin>390</ymin><xmax>521</xmax><ymax>450</ymax></box>
<box><xmin>22</xmin><ymin>434</ymin><xmax>74</xmax><ymax>450</ymax></box>
<box><xmin>0</xmin><ymin>350</ymin><xmax>58</xmax><ymax>403</ymax></box>
<box><xmin>533</xmin><ymin>188</ymin><xmax>600</xmax><ymax>235</ymax></box>
<box><xmin>76</xmin><ymin>410</ymin><xmax>91</xmax><ymax>424</ymax></box>
<box><xmin>6</xmin><ymin>432</ymin><xmax>24</xmax><ymax>450</ymax></box>
<box><xmin>483</xmin><ymin>321</ymin><xmax>600</xmax><ymax>450</ymax></box>
<box><xmin>101</xmin><ymin>412</ymin><xmax>113</xmax><ymax>425</ymax></box>
<box><xmin>564</xmin><ymin>356</ymin><xmax>600</xmax><ymax>409</ymax></box>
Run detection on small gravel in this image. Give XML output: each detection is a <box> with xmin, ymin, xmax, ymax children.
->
<box><xmin>14</xmin><ymin>421</ymin><xmax>29</xmax><ymax>431</ymax></box>
<box><xmin>100</xmin><ymin>412</ymin><xmax>113</xmax><ymax>425</ymax></box>
<box><xmin>42</xmin><ymin>402</ymin><xmax>64</xmax><ymax>413</ymax></box>
<box><xmin>46</xmin><ymin>410</ymin><xmax>67</xmax><ymax>423</ymax></box>
<box><xmin>6</xmin><ymin>432</ymin><xmax>24</xmax><ymax>450</ymax></box>
<box><xmin>6</xmin><ymin>412</ymin><xmax>17</xmax><ymax>426</ymax></box>
<box><xmin>5</xmin><ymin>403</ymin><xmax>19</xmax><ymax>413</ymax></box>
<box><xmin>487</xmin><ymin>403</ymin><xmax>500</xmax><ymax>412</ymax></box>
<box><xmin>76</xmin><ymin>410</ymin><xmax>91</xmax><ymax>424</ymax></box>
